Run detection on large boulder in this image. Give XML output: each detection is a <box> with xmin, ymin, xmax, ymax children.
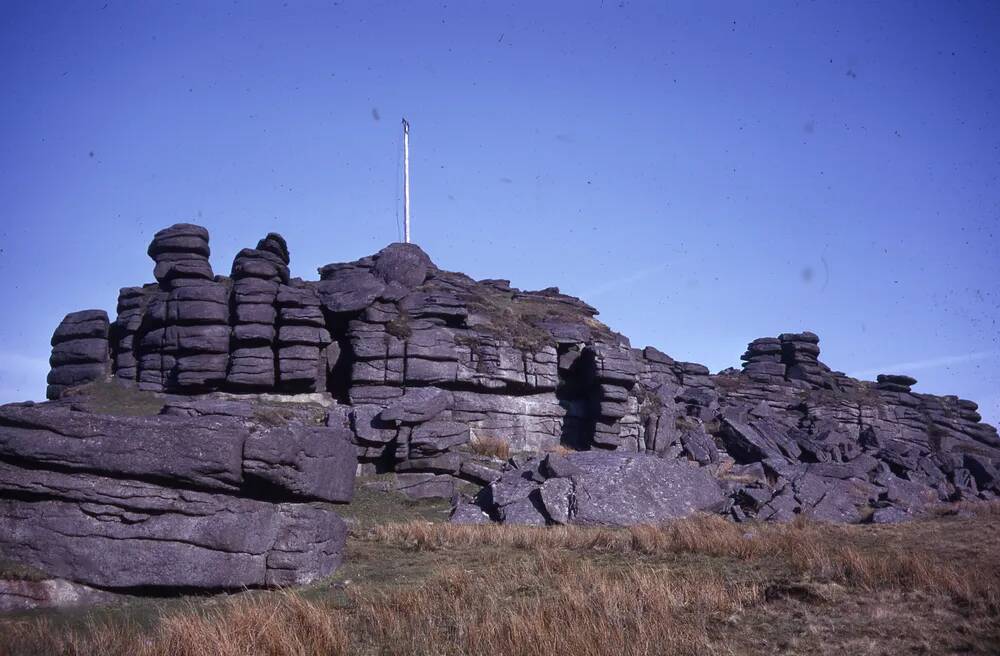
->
<box><xmin>472</xmin><ymin>452</ymin><xmax>726</xmax><ymax>526</ymax></box>
<box><xmin>372</xmin><ymin>242</ymin><xmax>435</xmax><ymax>288</ymax></box>
<box><xmin>0</xmin><ymin>463</ymin><xmax>346</xmax><ymax>590</ymax></box>
<box><xmin>0</xmin><ymin>402</ymin><xmax>356</xmax><ymax>594</ymax></box>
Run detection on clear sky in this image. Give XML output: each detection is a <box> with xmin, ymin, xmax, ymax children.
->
<box><xmin>1</xmin><ymin>1</ymin><xmax>998</xmax><ymax>424</ymax></box>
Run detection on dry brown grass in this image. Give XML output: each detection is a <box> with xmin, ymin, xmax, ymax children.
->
<box><xmin>465</xmin><ymin>435</ymin><xmax>511</xmax><ymax>460</ymax></box>
<box><xmin>928</xmin><ymin>499</ymin><xmax>1000</xmax><ymax>517</ymax></box>
<box><xmin>711</xmin><ymin>458</ymin><xmax>760</xmax><ymax>484</ymax></box>
<box><xmin>362</xmin><ymin>514</ymin><xmax>1000</xmax><ymax>608</ymax></box>
<box><xmin>350</xmin><ymin>552</ymin><xmax>758</xmax><ymax>656</ymax></box>
<box><xmin>0</xmin><ymin>592</ymin><xmax>349</xmax><ymax>656</ymax></box>
<box><xmin>1</xmin><ymin>555</ymin><xmax>754</xmax><ymax>656</ymax></box>
<box><xmin>3</xmin><ymin>514</ymin><xmax>999</xmax><ymax>656</ymax></box>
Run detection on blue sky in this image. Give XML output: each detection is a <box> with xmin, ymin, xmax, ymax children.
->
<box><xmin>1</xmin><ymin>1</ymin><xmax>998</xmax><ymax>424</ymax></box>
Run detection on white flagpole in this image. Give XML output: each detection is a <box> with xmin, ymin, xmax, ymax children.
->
<box><xmin>402</xmin><ymin>118</ymin><xmax>411</xmax><ymax>244</ymax></box>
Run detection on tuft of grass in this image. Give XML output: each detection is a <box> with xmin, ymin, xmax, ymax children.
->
<box><xmin>465</xmin><ymin>436</ymin><xmax>511</xmax><ymax>460</ymax></box>
<box><xmin>0</xmin><ymin>560</ymin><xmax>49</xmax><ymax>582</ymax></box>
<box><xmin>798</xmin><ymin>384</ymin><xmax>883</xmax><ymax>410</ymax></box>
<box><xmin>633</xmin><ymin>384</ymin><xmax>663</xmax><ymax>424</ymax></box>
<box><xmin>384</xmin><ymin>311</ymin><xmax>412</xmax><ymax>340</ymax></box>
<box><xmin>928</xmin><ymin>499</ymin><xmax>1000</xmax><ymax>517</ymax></box>
<box><xmin>711</xmin><ymin>373</ymin><xmax>743</xmax><ymax>392</ymax></box>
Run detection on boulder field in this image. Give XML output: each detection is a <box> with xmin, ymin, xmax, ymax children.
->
<box><xmin>2</xmin><ymin>222</ymin><xmax>999</xmax><ymax>605</ymax></box>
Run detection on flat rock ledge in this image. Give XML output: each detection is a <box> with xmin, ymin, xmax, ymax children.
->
<box><xmin>0</xmin><ymin>399</ymin><xmax>356</xmax><ymax>609</ymax></box>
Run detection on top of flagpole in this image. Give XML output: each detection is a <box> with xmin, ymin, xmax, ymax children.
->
<box><xmin>402</xmin><ymin>117</ymin><xmax>411</xmax><ymax>244</ymax></box>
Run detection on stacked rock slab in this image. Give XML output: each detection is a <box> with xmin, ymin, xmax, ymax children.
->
<box><xmin>876</xmin><ymin>373</ymin><xmax>917</xmax><ymax>393</ymax></box>
<box><xmin>126</xmin><ymin>224</ymin><xmax>231</xmax><ymax>392</ymax></box>
<box><xmin>0</xmin><ymin>399</ymin><xmax>356</xmax><ymax>594</ymax></box>
<box><xmin>227</xmin><ymin>235</ymin><xmax>289</xmax><ymax>390</ymax></box>
<box><xmin>46</xmin><ymin>310</ymin><xmax>110</xmax><ymax>399</ymax></box>
<box><xmin>111</xmin><ymin>287</ymin><xmax>148</xmax><ymax>383</ymax></box>
<box><xmin>780</xmin><ymin>331</ymin><xmax>831</xmax><ymax>387</ymax></box>
<box><xmin>327</xmin><ymin>243</ymin><xmax>472</xmax><ymax>496</ymax></box>
<box><xmin>148</xmin><ymin>223</ymin><xmax>214</xmax><ymax>289</ymax></box>
<box><xmin>740</xmin><ymin>337</ymin><xmax>786</xmax><ymax>384</ymax></box>
<box><xmin>276</xmin><ymin>283</ymin><xmax>330</xmax><ymax>392</ymax></box>
<box><xmin>163</xmin><ymin>281</ymin><xmax>231</xmax><ymax>390</ymax></box>
<box><xmin>588</xmin><ymin>343</ymin><xmax>642</xmax><ymax>449</ymax></box>
<box><xmin>635</xmin><ymin>347</ymin><xmax>721</xmax><ymax>465</ymax></box>
<box><xmin>46</xmin><ymin>226</ymin><xmax>649</xmax><ymax>488</ymax></box>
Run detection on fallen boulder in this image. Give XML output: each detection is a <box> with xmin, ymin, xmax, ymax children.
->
<box><xmin>468</xmin><ymin>451</ymin><xmax>726</xmax><ymax>526</ymax></box>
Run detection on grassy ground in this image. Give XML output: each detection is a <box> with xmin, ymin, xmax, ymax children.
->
<box><xmin>2</xmin><ymin>501</ymin><xmax>999</xmax><ymax>655</ymax></box>
<box><xmin>61</xmin><ymin>378</ymin><xmax>166</xmax><ymax>416</ymax></box>
<box><xmin>337</xmin><ymin>477</ymin><xmax>454</xmax><ymax>529</ymax></box>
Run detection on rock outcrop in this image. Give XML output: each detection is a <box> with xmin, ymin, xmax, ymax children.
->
<box><xmin>148</xmin><ymin>223</ymin><xmax>214</xmax><ymax>289</ymax></box>
<box><xmin>47</xmin><ymin>310</ymin><xmax>110</xmax><ymax>400</ymax></box>
<box><xmin>115</xmin><ymin>224</ymin><xmax>231</xmax><ymax>393</ymax></box>
<box><xmin>29</xmin><ymin>223</ymin><xmax>1000</xmax><ymax>532</ymax></box>
<box><xmin>0</xmin><ymin>398</ymin><xmax>355</xmax><ymax>596</ymax></box>
<box><xmin>227</xmin><ymin>236</ymin><xmax>283</xmax><ymax>391</ymax></box>
<box><xmin>712</xmin><ymin>334</ymin><xmax>1000</xmax><ymax>523</ymax></box>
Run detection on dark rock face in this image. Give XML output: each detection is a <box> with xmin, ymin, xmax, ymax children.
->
<box><xmin>372</xmin><ymin>242</ymin><xmax>434</xmax><ymax>288</ymax></box>
<box><xmin>877</xmin><ymin>373</ymin><xmax>918</xmax><ymax>393</ymax></box>
<box><xmin>0</xmin><ymin>468</ymin><xmax>345</xmax><ymax>590</ymax></box>
<box><xmin>710</xmin><ymin>335</ymin><xmax>1000</xmax><ymax>523</ymax></box>
<box><xmin>40</xmin><ymin>223</ymin><xmax>1000</xmax><ymax>530</ymax></box>
<box><xmin>147</xmin><ymin>223</ymin><xmax>213</xmax><ymax>289</ymax></box>
<box><xmin>113</xmin><ymin>224</ymin><xmax>232</xmax><ymax>393</ymax></box>
<box><xmin>0</xmin><ymin>401</ymin><xmax>356</xmax><ymax>595</ymax></box>
<box><xmin>47</xmin><ymin>310</ymin><xmax>110</xmax><ymax>399</ymax></box>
